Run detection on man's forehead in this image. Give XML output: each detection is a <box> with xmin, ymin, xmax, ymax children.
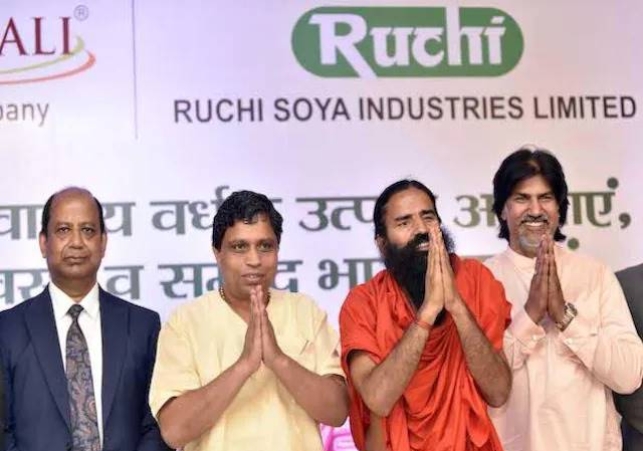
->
<box><xmin>386</xmin><ymin>188</ymin><xmax>435</xmax><ymax>214</ymax></box>
<box><xmin>223</xmin><ymin>216</ymin><xmax>277</xmax><ymax>240</ymax></box>
<box><xmin>510</xmin><ymin>175</ymin><xmax>554</xmax><ymax>195</ymax></box>
<box><xmin>50</xmin><ymin>191</ymin><xmax>100</xmax><ymax>219</ymax></box>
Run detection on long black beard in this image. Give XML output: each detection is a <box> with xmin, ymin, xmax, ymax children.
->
<box><xmin>383</xmin><ymin>228</ymin><xmax>456</xmax><ymax>322</ymax></box>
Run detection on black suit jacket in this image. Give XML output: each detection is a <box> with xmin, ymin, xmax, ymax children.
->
<box><xmin>0</xmin><ymin>287</ymin><xmax>171</xmax><ymax>451</ymax></box>
<box><xmin>0</xmin><ymin>363</ymin><xmax>5</xmax><ymax>451</ymax></box>
<box><xmin>615</xmin><ymin>263</ymin><xmax>643</xmax><ymax>451</ymax></box>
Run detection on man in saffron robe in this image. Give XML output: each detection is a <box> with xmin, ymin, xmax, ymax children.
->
<box><xmin>339</xmin><ymin>179</ymin><xmax>512</xmax><ymax>451</ymax></box>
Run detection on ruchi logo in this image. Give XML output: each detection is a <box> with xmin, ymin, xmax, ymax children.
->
<box><xmin>0</xmin><ymin>8</ymin><xmax>95</xmax><ymax>85</ymax></box>
<box><xmin>292</xmin><ymin>6</ymin><xmax>523</xmax><ymax>78</ymax></box>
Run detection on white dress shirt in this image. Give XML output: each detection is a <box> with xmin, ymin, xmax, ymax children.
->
<box><xmin>50</xmin><ymin>282</ymin><xmax>104</xmax><ymax>445</ymax></box>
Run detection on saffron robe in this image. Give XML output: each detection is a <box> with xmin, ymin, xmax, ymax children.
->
<box><xmin>339</xmin><ymin>256</ymin><xmax>511</xmax><ymax>451</ymax></box>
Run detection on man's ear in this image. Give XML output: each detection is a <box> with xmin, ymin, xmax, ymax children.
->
<box><xmin>38</xmin><ymin>232</ymin><xmax>47</xmax><ymax>258</ymax></box>
<box><xmin>375</xmin><ymin>236</ymin><xmax>386</xmax><ymax>255</ymax></box>
<box><xmin>100</xmin><ymin>232</ymin><xmax>107</xmax><ymax>258</ymax></box>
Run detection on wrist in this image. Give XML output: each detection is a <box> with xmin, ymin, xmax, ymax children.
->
<box><xmin>525</xmin><ymin>303</ymin><xmax>545</xmax><ymax>324</ymax></box>
<box><xmin>413</xmin><ymin>318</ymin><xmax>432</xmax><ymax>333</ymax></box>
<box><xmin>555</xmin><ymin>302</ymin><xmax>577</xmax><ymax>331</ymax></box>
<box><xmin>234</xmin><ymin>357</ymin><xmax>256</xmax><ymax>378</ymax></box>
<box><xmin>549</xmin><ymin>302</ymin><xmax>566</xmax><ymax>324</ymax></box>
<box><xmin>446</xmin><ymin>296</ymin><xmax>468</xmax><ymax>319</ymax></box>
<box><xmin>266</xmin><ymin>351</ymin><xmax>289</xmax><ymax>371</ymax></box>
<box><xmin>418</xmin><ymin>307</ymin><xmax>441</xmax><ymax>326</ymax></box>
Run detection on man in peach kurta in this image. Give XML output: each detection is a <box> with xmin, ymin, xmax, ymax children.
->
<box><xmin>485</xmin><ymin>147</ymin><xmax>643</xmax><ymax>451</ymax></box>
<box><xmin>340</xmin><ymin>180</ymin><xmax>512</xmax><ymax>451</ymax></box>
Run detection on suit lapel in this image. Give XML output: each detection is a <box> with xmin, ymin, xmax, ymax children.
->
<box><xmin>25</xmin><ymin>288</ymin><xmax>71</xmax><ymax>430</ymax></box>
<box><xmin>100</xmin><ymin>289</ymin><xmax>128</xmax><ymax>427</ymax></box>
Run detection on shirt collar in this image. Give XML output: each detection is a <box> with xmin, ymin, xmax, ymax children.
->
<box><xmin>49</xmin><ymin>282</ymin><xmax>101</xmax><ymax>321</ymax></box>
<box><xmin>504</xmin><ymin>244</ymin><xmax>561</xmax><ymax>271</ymax></box>
<box><xmin>504</xmin><ymin>246</ymin><xmax>536</xmax><ymax>271</ymax></box>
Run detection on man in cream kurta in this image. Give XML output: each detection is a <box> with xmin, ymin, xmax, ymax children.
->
<box><xmin>485</xmin><ymin>147</ymin><xmax>643</xmax><ymax>451</ymax></box>
<box><xmin>150</xmin><ymin>289</ymin><xmax>342</xmax><ymax>451</ymax></box>
<box><xmin>149</xmin><ymin>190</ymin><xmax>348</xmax><ymax>451</ymax></box>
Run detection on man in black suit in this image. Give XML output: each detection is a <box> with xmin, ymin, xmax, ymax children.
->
<box><xmin>0</xmin><ymin>187</ymin><xmax>170</xmax><ymax>451</ymax></box>
<box><xmin>615</xmin><ymin>263</ymin><xmax>643</xmax><ymax>451</ymax></box>
<box><xmin>1</xmin><ymin>365</ymin><xmax>5</xmax><ymax>450</ymax></box>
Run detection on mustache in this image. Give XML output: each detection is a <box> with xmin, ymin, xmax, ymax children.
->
<box><xmin>521</xmin><ymin>214</ymin><xmax>548</xmax><ymax>223</ymax></box>
<box><xmin>408</xmin><ymin>233</ymin><xmax>430</xmax><ymax>249</ymax></box>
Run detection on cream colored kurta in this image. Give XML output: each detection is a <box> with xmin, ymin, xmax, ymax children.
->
<box><xmin>149</xmin><ymin>289</ymin><xmax>343</xmax><ymax>451</ymax></box>
<box><xmin>485</xmin><ymin>246</ymin><xmax>643</xmax><ymax>451</ymax></box>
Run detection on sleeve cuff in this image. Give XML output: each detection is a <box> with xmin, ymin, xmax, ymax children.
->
<box><xmin>509</xmin><ymin>307</ymin><xmax>547</xmax><ymax>349</ymax></box>
<box><xmin>149</xmin><ymin>389</ymin><xmax>183</xmax><ymax>421</ymax></box>
<box><xmin>559</xmin><ymin>305</ymin><xmax>597</xmax><ymax>349</ymax></box>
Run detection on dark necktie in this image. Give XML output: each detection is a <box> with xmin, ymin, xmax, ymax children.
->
<box><xmin>66</xmin><ymin>304</ymin><xmax>101</xmax><ymax>451</ymax></box>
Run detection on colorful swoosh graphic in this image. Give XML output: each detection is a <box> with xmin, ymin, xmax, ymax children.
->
<box><xmin>0</xmin><ymin>36</ymin><xmax>95</xmax><ymax>85</ymax></box>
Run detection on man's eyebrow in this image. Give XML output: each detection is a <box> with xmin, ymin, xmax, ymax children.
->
<box><xmin>393</xmin><ymin>214</ymin><xmax>412</xmax><ymax>222</ymax></box>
